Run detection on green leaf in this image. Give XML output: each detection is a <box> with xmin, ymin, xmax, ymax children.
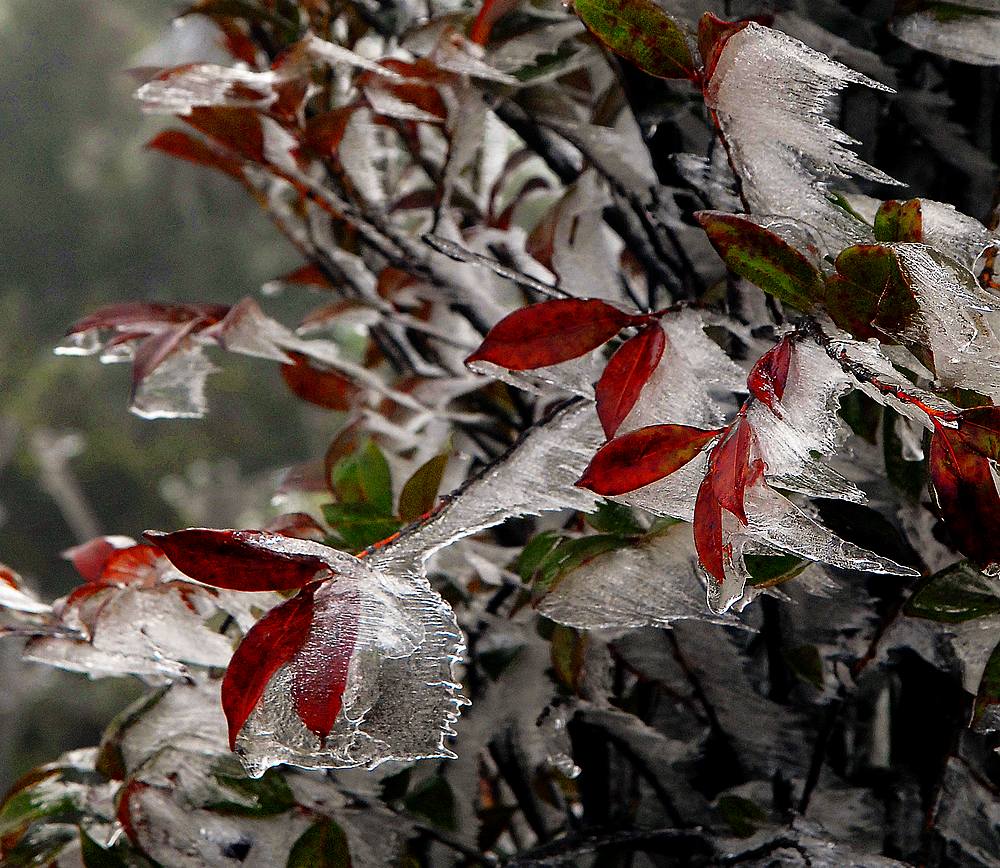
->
<box><xmin>882</xmin><ymin>411</ymin><xmax>927</xmax><ymax>504</ymax></box>
<box><xmin>403</xmin><ymin>777</ymin><xmax>457</xmax><ymax>830</ymax></box>
<box><xmin>287</xmin><ymin>819</ymin><xmax>353</xmax><ymax>868</ymax></box>
<box><xmin>973</xmin><ymin>640</ymin><xmax>1000</xmax><ymax>730</ymax></box>
<box><xmin>203</xmin><ymin>758</ymin><xmax>296</xmax><ymax>817</ymax></box>
<box><xmin>329</xmin><ymin>439</ymin><xmax>394</xmax><ymax>513</ymax></box>
<box><xmin>904</xmin><ymin>560</ymin><xmax>1000</xmax><ymax>623</ymax></box>
<box><xmin>322</xmin><ymin>502</ymin><xmax>401</xmax><ymax>552</ymax></box>
<box><xmin>550</xmin><ymin>624</ymin><xmax>587</xmax><ymax>692</ymax></box>
<box><xmin>515</xmin><ymin>531</ymin><xmax>563</xmax><ymax>582</ymax></box>
<box><xmin>527</xmin><ymin>534</ymin><xmax>627</xmax><ymax>600</ymax></box>
<box><xmin>838</xmin><ymin>390</ymin><xmax>882</xmax><ymax>444</ymax></box>
<box><xmin>874</xmin><ymin>199</ymin><xmax>923</xmax><ymax>242</ymax></box>
<box><xmin>398</xmin><ymin>453</ymin><xmax>448</xmax><ymax>523</ymax></box>
<box><xmin>695</xmin><ymin>211</ymin><xmax>824</xmax><ymax>311</ymax></box>
<box><xmin>572</xmin><ymin>0</ymin><xmax>697</xmax><ymax>80</ymax></box>
<box><xmin>783</xmin><ymin>644</ymin><xmax>824</xmax><ymax>690</ymax></box>
<box><xmin>745</xmin><ymin>554</ymin><xmax>807</xmax><ymax>588</ymax></box>
<box><xmin>584</xmin><ymin>501</ymin><xmax>646</xmax><ymax>536</ymax></box>
<box><xmin>716</xmin><ymin>795</ymin><xmax>767</xmax><ymax>838</ymax></box>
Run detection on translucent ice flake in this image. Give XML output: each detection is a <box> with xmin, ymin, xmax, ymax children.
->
<box><xmin>892</xmin><ymin>9</ymin><xmax>1000</xmax><ymax>66</ymax></box>
<box><xmin>618</xmin><ymin>310</ymin><xmax>745</xmax><ymax>433</ymax></box>
<box><xmin>920</xmin><ymin>199</ymin><xmax>999</xmax><ymax>269</ymax></box>
<box><xmin>747</xmin><ymin>340</ymin><xmax>864</xmax><ymax>502</ymax></box>
<box><xmin>705</xmin><ymin>23</ymin><xmax>900</xmax><ymax>254</ymax></box>
<box><xmin>220</xmin><ymin>536</ymin><xmax>465</xmax><ymax>775</ymax></box>
<box><xmin>538</xmin><ymin>522</ymin><xmax>740</xmax><ymax>630</ymax></box>
<box><xmin>0</xmin><ymin>565</ymin><xmax>51</xmax><ymax>615</ymax></box>
<box><xmin>131</xmin><ymin>343</ymin><xmax>218</xmax><ymax>420</ymax></box>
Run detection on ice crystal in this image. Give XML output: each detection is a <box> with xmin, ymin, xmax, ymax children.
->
<box><xmin>705</xmin><ymin>23</ymin><xmax>899</xmax><ymax>254</ymax></box>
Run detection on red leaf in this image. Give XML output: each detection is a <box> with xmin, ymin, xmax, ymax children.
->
<box><xmin>100</xmin><ymin>545</ymin><xmax>162</xmax><ymax>586</ymax></box>
<box><xmin>276</xmin><ymin>263</ymin><xmax>335</xmax><ymax>289</ymax></box>
<box><xmin>466</xmin><ymin>299</ymin><xmax>642</xmax><ymax>371</ymax></box>
<box><xmin>694</xmin><ymin>474</ymin><xmax>725</xmax><ymax>583</ymax></box>
<box><xmin>929</xmin><ymin>423</ymin><xmax>1000</xmax><ymax>569</ymax></box>
<box><xmin>183</xmin><ymin>106</ymin><xmax>265</xmax><ymax>163</ymax></box>
<box><xmin>146</xmin><ymin>130</ymin><xmax>245</xmax><ymax>180</ymax></box>
<box><xmin>145</xmin><ymin>528</ymin><xmax>330</xmax><ymax>591</ymax></box>
<box><xmin>708</xmin><ymin>417</ymin><xmax>762</xmax><ymax>525</ymax></box>
<box><xmin>595</xmin><ymin>324</ymin><xmax>667</xmax><ymax>438</ymax></box>
<box><xmin>747</xmin><ymin>337</ymin><xmax>793</xmax><ymax>416</ymax></box>
<box><xmin>955</xmin><ymin>406</ymin><xmax>1000</xmax><ymax>459</ymax></box>
<box><xmin>262</xmin><ymin>513</ymin><xmax>328</xmax><ymax>541</ymax></box>
<box><xmin>67</xmin><ymin>301</ymin><xmax>230</xmax><ymax>336</ymax></box>
<box><xmin>301</xmin><ymin>106</ymin><xmax>356</xmax><ymax>158</ymax></box>
<box><xmin>470</xmin><ymin>0</ymin><xmax>520</xmax><ymax>44</ymax></box>
<box><xmin>62</xmin><ymin>536</ymin><xmax>132</xmax><ymax>583</ymax></box>
<box><xmin>291</xmin><ymin>588</ymin><xmax>361</xmax><ymax>741</ymax></box>
<box><xmin>280</xmin><ymin>353</ymin><xmax>360</xmax><ymax>411</ymax></box>
<box><xmin>221</xmin><ymin>585</ymin><xmax>316</xmax><ymax>749</ymax></box>
<box><xmin>698</xmin><ymin>13</ymin><xmax>752</xmax><ymax>82</ymax></box>
<box><xmin>576</xmin><ymin>423</ymin><xmax>721</xmax><ymax>495</ymax></box>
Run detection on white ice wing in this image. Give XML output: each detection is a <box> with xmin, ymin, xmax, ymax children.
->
<box><xmin>25</xmin><ymin>584</ymin><xmax>238</xmax><ymax>679</ymax></box>
<box><xmin>890</xmin><ymin>243</ymin><xmax>1000</xmax><ymax>397</ymax></box>
<box><xmin>618</xmin><ymin>310</ymin><xmax>745</xmax><ymax>433</ymax></box>
<box><xmin>748</xmin><ymin>340</ymin><xmax>864</xmax><ymax>502</ymax></box>
<box><xmin>892</xmin><ymin>9</ymin><xmax>1000</xmax><ymax>66</ymax></box>
<box><xmin>371</xmin><ymin>400</ymin><xmax>604</xmax><ymax>576</ymax></box>
<box><xmin>131</xmin><ymin>344</ymin><xmax>219</xmax><ymax>420</ymax></box>
<box><xmin>920</xmin><ymin>199</ymin><xmax>999</xmax><ymax>269</ymax></box>
<box><xmin>826</xmin><ymin>333</ymin><xmax>959</xmax><ymax>425</ymax></box>
<box><xmin>0</xmin><ymin>569</ymin><xmax>51</xmax><ymax>614</ymax></box>
<box><xmin>338</xmin><ymin>109</ymin><xmax>387</xmax><ymax>207</ymax></box>
<box><xmin>705</xmin><ymin>23</ymin><xmax>899</xmax><ymax>254</ymax></box>
<box><xmin>135</xmin><ymin>64</ymin><xmax>284</xmax><ymax>114</ymax></box>
<box><xmin>614</xmin><ymin>451</ymin><xmax>709</xmax><ymax>522</ymax></box>
<box><xmin>222</xmin><ymin>536</ymin><xmax>465</xmax><ymax>776</ymax></box>
<box><xmin>538</xmin><ymin>523</ymin><xmax>740</xmax><ymax>630</ymax></box>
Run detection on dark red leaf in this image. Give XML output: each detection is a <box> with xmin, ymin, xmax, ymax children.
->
<box><xmin>470</xmin><ymin>0</ymin><xmax>520</xmax><ymax>44</ymax></box>
<box><xmin>929</xmin><ymin>423</ymin><xmax>1000</xmax><ymax>569</ymax></box>
<box><xmin>955</xmin><ymin>406</ymin><xmax>1000</xmax><ymax>459</ymax></box>
<box><xmin>100</xmin><ymin>545</ymin><xmax>162</xmax><ymax>586</ymax></box>
<box><xmin>275</xmin><ymin>263</ymin><xmax>335</xmax><ymax>289</ymax></box>
<box><xmin>183</xmin><ymin>106</ymin><xmax>265</xmax><ymax>163</ymax></box>
<box><xmin>301</xmin><ymin>107</ymin><xmax>356</xmax><ymax>158</ymax></box>
<box><xmin>709</xmin><ymin>417</ymin><xmax>762</xmax><ymax>525</ymax></box>
<box><xmin>576</xmin><ymin>423</ymin><xmax>721</xmax><ymax>495</ymax></box>
<box><xmin>595</xmin><ymin>324</ymin><xmax>667</xmax><ymax>438</ymax></box>
<box><xmin>262</xmin><ymin>513</ymin><xmax>328</xmax><ymax>541</ymax></box>
<box><xmin>694</xmin><ymin>474</ymin><xmax>726</xmax><ymax>583</ymax></box>
<box><xmin>280</xmin><ymin>353</ymin><xmax>360</xmax><ymax>411</ymax></box>
<box><xmin>62</xmin><ymin>537</ymin><xmax>131</xmax><ymax>583</ymax></box>
<box><xmin>747</xmin><ymin>337</ymin><xmax>793</xmax><ymax>416</ymax></box>
<box><xmin>145</xmin><ymin>528</ymin><xmax>330</xmax><ymax>591</ymax></box>
<box><xmin>698</xmin><ymin>13</ymin><xmax>751</xmax><ymax>82</ymax></box>
<box><xmin>146</xmin><ymin>130</ymin><xmax>245</xmax><ymax>180</ymax></box>
<box><xmin>222</xmin><ymin>585</ymin><xmax>317</xmax><ymax>749</ymax></box>
<box><xmin>291</xmin><ymin>588</ymin><xmax>361</xmax><ymax>741</ymax></box>
<box><xmin>466</xmin><ymin>299</ymin><xmax>642</xmax><ymax>371</ymax></box>
<box><xmin>67</xmin><ymin>302</ymin><xmax>230</xmax><ymax>336</ymax></box>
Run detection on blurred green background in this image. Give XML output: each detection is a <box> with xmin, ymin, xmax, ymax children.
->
<box><xmin>0</xmin><ymin>0</ymin><xmax>326</xmax><ymax>789</ymax></box>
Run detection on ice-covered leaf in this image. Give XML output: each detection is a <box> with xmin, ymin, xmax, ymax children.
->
<box><xmin>892</xmin><ymin>6</ymin><xmax>1000</xmax><ymax>66</ymax></box>
<box><xmin>874</xmin><ymin>198</ymin><xmax>923</xmax><ymax>243</ymax></box>
<box><xmin>397</xmin><ymin>453</ymin><xmax>448</xmax><ymax>523</ymax></box>
<box><xmin>972</xmin><ymin>639</ymin><xmax>1000</xmax><ymax>731</ymax></box>
<box><xmin>572</xmin><ymin>0</ymin><xmax>697</xmax><ymax>80</ymax></box>
<box><xmin>287</xmin><ymin>818</ymin><xmax>353</xmax><ymax>868</ymax></box>
<box><xmin>746</xmin><ymin>336</ymin><xmax>793</xmax><ymax>416</ymax></box>
<box><xmin>595</xmin><ymin>324</ymin><xmax>666</xmax><ymax>438</ymax></box>
<box><xmin>281</xmin><ymin>353</ymin><xmax>360</xmax><ymax>411</ymax></box>
<box><xmin>703</xmin><ymin>22</ymin><xmax>899</xmax><ymax>254</ymax></box>
<box><xmin>577</xmin><ymin>423</ymin><xmax>720</xmax><ymax>495</ymax></box>
<box><xmin>929</xmin><ymin>416</ymin><xmax>1000</xmax><ymax>569</ymax></box>
<box><xmin>695</xmin><ymin>211</ymin><xmax>824</xmax><ymax>311</ymax></box>
<box><xmin>147</xmin><ymin>129</ymin><xmax>245</xmax><ymax>179</ymax></box>
<box><xmin>146</xmin><ymin>528</ymin><xmax>333</xmax><ymax>592</ymax></box>
<box><xmin>0</xmin><ymin>564</ymin><xmax>50</xmax><ymax>615</ymax></box>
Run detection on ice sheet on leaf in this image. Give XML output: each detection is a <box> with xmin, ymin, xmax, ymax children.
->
<box><xmin>539</xmin><ymin>523</ymin><xmax>740</xmax><ymax>630</ymax></box>
<box><xmin>371</xmin><ymin>399</ymin><xmax>604</xmax><ymax>576</ymax></box>
<box><xmin>227</xmin><ymin>535</ymin><xmax>465</xmax><ymax>775</ymax></box>
<box><xmin>618</xmin><ymin>310</ymin><xmax>746</xmax><ymax>434</ymax></box>
<box><xmin>890</xmin><ymin>243</ymin><xmax>1000</xmax><ymax>397</ymax></box>
<box><xmin>920</xmin><ymin>199</ymin><xmax>999</xmax><ymax>269</ymax></box>
<box><xmin>747</xmin><ymin>340</ymin><xmax>864</xmax><ymax>502</ymax></box>
<box><xmin>135</xmin><ymin>64</ymin><xmax>286</xmax><ymax>114</ymax></box>
<box><xmin>705</xmin><ymin>23</ymin><xmax>899</xmax><ymax>254</ymax></box>
<box><xmin>131</xmin><ymin>343</ymin><xmax>218</xmax><ymax>420</ymax></box>
<box><xmin>892</xmin><ymin>10</ymin><xmax>1000</xmax><ymax>66</ymax></box>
